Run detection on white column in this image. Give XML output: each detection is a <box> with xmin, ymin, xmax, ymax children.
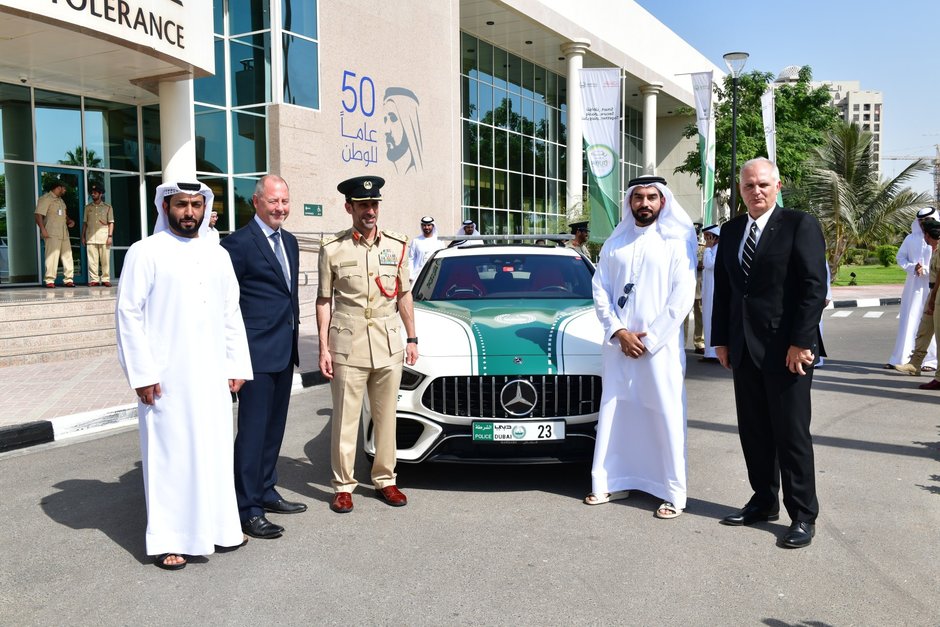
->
<box><xmin>640</xmin><ymin>82</ymin><xmax>662</xmax><ymax>175</ymax></box>
<box><xmin>561</xmin><ymin>39</ymin><xmax>590</xmax><ymax>221</ymax></box>
<box><xmin>158</xmin><ymin>78</ymin><xmax>197</xmax><ymax>180</ymax></box>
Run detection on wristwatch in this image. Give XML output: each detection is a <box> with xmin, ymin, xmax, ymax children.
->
<box><xmin>406</xmin><ymin>337</ymin><xmax>418</xmax><ymax>344</ymax></box>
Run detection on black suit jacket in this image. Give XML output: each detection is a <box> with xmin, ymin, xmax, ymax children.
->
<box><xmin>221</xmin><ymin>219</ymin><xmax>300</xmax><ymax>373</ymax></box>
<box><xmin>712</xmin><ymin>206</ymin><xmax>827</xmax><ymax>371</ymax></box>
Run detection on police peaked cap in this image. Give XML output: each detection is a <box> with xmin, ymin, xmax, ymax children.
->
<box><xmin>338</xmin><ymin>175</ymin><xmax>384</xmax><ymax>201</ymax></box>
<box><xmin>569</xmin><ymin>221</ymin><xmax>589</xmax><ymax>234</ymax></box>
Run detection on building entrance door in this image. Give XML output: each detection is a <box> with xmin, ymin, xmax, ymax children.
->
<box><xmin>36</xmin><ymin>167</ymin><xmax>85</xmax><ymax>286</ymax></box>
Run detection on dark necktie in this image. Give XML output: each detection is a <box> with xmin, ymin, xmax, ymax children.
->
<box><xmin>742</xmin><ymin>222</ymin><xmax>758</xmax><ymax>277</ymax></box>
<box><xmin>270</xmin><ymin>230</ymin><xmax>290</xmax><ymax>290</ymax></box>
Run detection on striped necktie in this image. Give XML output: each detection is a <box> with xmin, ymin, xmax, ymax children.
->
<box><xmin>742</xmin><ymin>222</ymin><xmax>758</xmax><ymax>277</ymax></box>
<box><xmin>270</xmin><ymin>230</ymin><xmax>291</xmax><ymax>290</ymax></box>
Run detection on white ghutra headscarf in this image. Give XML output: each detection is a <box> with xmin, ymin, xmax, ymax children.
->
<box><xmin>152</xmin><ymin>181</ymin><xmax>215</xmax><ymax>237</ymax></box>
<box><xmin>615</xmin><ymin>175</ymin><xmax>698</xmax><ymax>259</ymax></box>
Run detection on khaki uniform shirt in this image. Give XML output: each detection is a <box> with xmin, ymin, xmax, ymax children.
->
<box><xmin>930</xmin><ymin>247</ymin><xmax>940</xmax><ymax>305</ymax></box>
<box><xmin>35</xmin><ymin>192</ymin><xmax>68</xmax><ymax>239</ymax></box>
<box><xmin>566</xmin><ymin>241</ymin><xmax>591</xmax><ymax>260</ymax></box>
<box><xmin>318</xmin><ymin>228</ymin><xmax>412</xmax><ymax>368</ymax></box>
<box><xmin>83</xmin><ymin>201</ymin><xmax>114</xmax><ymax>244</ymax></box>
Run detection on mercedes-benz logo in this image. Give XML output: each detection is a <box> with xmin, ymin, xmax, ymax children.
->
<box><xmin>500</xmin><ymin>379</ymin><xmax>538</xmax><ymax>417</ymax></box>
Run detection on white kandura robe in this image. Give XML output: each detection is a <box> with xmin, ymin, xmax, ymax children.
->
<box><xmin>889</xmin><ymin>232</ymin><xmax>937</xmax><ymax>367</ymax></box>
<box><xmin>408</xmin><ymin>232</ymin><xmax>444</xmax><ymax>277</ymax></box>
<box><xmin>701</xmin><ymin>244</ymin><xmax>718</xmax><ymax>359</ymax></box>
<box><xmin>591</xmin><ymin>223</ymin><xmax>696</xmax><ymax>509</ymax></box>
<box><xmin>116</xmin><ymin>231</ymin><xmax>253</xmax><ymax>556</ymax></box>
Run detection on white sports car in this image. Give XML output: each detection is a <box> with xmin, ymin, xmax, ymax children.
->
<box><xmin>363</xmin><ymin>242</ymin><xmax>604</xmax><ymax>463</ymax></box>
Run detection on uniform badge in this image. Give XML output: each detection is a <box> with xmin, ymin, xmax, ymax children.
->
<box><xmin>378</xmin><ymin>248</ymin><xmax>398</xmax><ymax>265</ymax></box>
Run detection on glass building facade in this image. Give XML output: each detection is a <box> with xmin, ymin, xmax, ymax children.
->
<box><xmin>460</xmin><ymin>32</ymin><xmax>644</xmax><ymax>236</ymax></box>
<box><xmin>0</xmin><ymin>0</ymin><xmax>319</xmax><ymax>286</ymax></box>
<box><xmin>193</xmin><ymin>0</ymin><xmax>320</xmax><ymax>232</ymax></box>
<box><xmin>461</xmin><ymin>33</ymin><xmax>570</xmax><ymax>236</ymax></box>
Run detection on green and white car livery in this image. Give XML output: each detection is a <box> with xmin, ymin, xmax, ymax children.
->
<box><xmin>362</xmin><ymin>244</ymin><xmax>604</xmax><ymax>464</ymax></box>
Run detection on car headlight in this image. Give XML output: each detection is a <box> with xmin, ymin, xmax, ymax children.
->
<box><xmin>399</xmin><ymin>367</ymin><xmax>425</xmax><ymax>391</ymax></box>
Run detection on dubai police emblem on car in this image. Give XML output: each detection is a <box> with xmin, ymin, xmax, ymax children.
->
<box><xmin>500</xmin><ymin>379</ymin><xmax>538</xmax><ymax>416</ymax></box>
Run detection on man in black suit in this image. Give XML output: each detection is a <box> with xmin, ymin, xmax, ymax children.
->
<box><xmin>221</xmin><ymin>174</ymin><xmax>305</xmax><ymax>540</ymax></box>
<box><xmin>712</xmin><ymin>158</ymin><xmax>828</xmax><ymax>549</ymax></box>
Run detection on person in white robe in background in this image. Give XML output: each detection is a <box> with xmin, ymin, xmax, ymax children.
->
<box><xmin>887</xmin><ymin>207</ymin><xmax>938</xmax><ymax>370</ymax></box>
<box><xmin>701</xmin><ymin>224</ymin><xmax>720</xmax><ymax>361</ymax></box>
<box><xmin>408</xmin><ymin>215</ymin><xmax>445</xmax><ymax>277</ymax></box>
<box><xmin>116</xmin><ymin>181</ymin><xmax>253</xmax><ymax>570</ymax></box>
<box><xmin>450</xmin><ymin>219</ymin><xmax>483</xmax><ymax>247</ymax></box>
<box><xmin>586</xmin><ymin>175</ymin><xmax>697</xmax><ymax>519</ymax></box>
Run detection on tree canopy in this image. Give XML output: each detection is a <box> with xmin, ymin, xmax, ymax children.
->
<box><xmin>805</xmin><ymin>120</ymin><xmax>932</xmax><ymax>276</ymax></box>
<box><xmin>675</xmin><ymin>66</ymin><xmax>840</xmax><ymax>215</ymax></box>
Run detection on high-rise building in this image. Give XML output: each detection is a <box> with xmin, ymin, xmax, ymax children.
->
<box><xmin>777</xmin><ymin>67</ymin><xmax>883</xmax><ymax>175</ymax></box>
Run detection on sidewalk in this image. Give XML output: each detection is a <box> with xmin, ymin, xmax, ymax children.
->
<box><xmin>0</xmin><ymin>284</ymin><xmax>904</xmax><ymax>453</ymax></box>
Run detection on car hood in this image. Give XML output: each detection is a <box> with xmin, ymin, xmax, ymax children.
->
<box><xmin>414</xmin><ymin>298</ymin><xmax>602</xmax><ymax>375</ymax></box>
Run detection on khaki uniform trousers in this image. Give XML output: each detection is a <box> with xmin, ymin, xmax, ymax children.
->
<box><xmin>43</xmin><ymin>236</ymin><xmax>74</xmax><ymax>283</ymax></box>
<box><xmin>932</xmin><ymin>292</ymin><xmax>940</xmax><ymax>383</ymax></box>
<box><xmin>86</xmin><ymin>243</ymin><xmax>110</xmax><ymax>282</ymax></box>
<box><xmin>330</xmin><ymin>361</ymin><xmax>402</xmax><ymax>492</ymax></box>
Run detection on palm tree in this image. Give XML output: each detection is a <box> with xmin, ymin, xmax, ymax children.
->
<box><xmin>805</xmin><ymin>121</ymin><xmax>933</xmax><ymax>276</ymax></box>
<box><xmin>60</xmin><ymin>146</ymin><xmax>103</xmax><ymax>168</ymax></box>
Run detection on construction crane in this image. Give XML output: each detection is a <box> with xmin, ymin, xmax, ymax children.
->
<box><xmin>883</xmin><ymin>144</ymin><xmax>940</xmax><ymax>201</ymax></box>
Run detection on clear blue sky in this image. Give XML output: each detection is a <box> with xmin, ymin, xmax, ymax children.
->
<box><xmin>635</xmin><ymin>0</ymin><xmax>939</xmax><ymax>196</ymax></box>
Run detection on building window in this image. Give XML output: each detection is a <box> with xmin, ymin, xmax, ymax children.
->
<box><xmin>281</xmin><ymin>0</ymin><xmax>320</xmax><ymax>109</ymax></box>
<box><xmin>460</xmin><ymin>32</ymin><xmax>568</xmax><ymax>235</ymax></box>
<box><xmin>863</xmin><ymin>103</ymin><xmax>871</xmax><ymax>111</ymax></box>
<box><xmin>853</xmin><ymin>104</ymin><xmax>859</xmax><ymax>111</ymax></box>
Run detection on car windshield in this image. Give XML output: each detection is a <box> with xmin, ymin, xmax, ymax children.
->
<box><xmin>414</xmin><ymin>252</ymin><xmax>595</xmax><ymax>301</ymax></box>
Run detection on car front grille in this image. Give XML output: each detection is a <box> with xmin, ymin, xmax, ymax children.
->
<box><xmin>421</xmin><ymin>374</ymin><xmax>601</xmax><ymax>419</ymax></box>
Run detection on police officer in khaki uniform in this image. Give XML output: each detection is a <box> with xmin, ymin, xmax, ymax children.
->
<box><xmin>316</xmin><ymin>175</ymin><xmax>418</xmax><ymax>514</ymax></box>
<box><xmin>566</xmin><ymin>221</ymin><xmax>591</xmax><ymax>259</ymax></box>
<box><xmin>34</xmin><ymin>180</ymin><xmax>76</xmax><ymax>288</ymax></box>
<box><xmin>81</xmin><ymin>183</ymin><xmax>115</xmax><ymax>286</ymax></box>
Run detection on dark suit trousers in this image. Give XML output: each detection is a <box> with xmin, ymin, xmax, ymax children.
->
<box><xmin>731</xmin><ymin>346</ymin><xmax>819</xmax><ymax>523</ymax></box>
<box><xmin>234</xmin><ymin>364</ymin><xmax>294</xmax><ymax>521</ymax></box>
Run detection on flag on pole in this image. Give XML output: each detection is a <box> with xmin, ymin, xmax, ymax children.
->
<box><xmin>691</xmin><ymin>72</ymin><xmax>716</xmax><ymax>224</ymax></box>
<box><xmin>760</xmin><ymin>86</ymin><xmax>784</xmax><ymax>205</ymax></box>
<box><xmin>579</xmin><ymin>68</ymin><xmax>622</xmax><ymax>240</ymax></box>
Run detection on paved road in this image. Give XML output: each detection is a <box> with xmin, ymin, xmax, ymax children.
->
<box><xmin>1</xmin><ymin>305</ymin><xmax>937</xmax><ymax>625</ymax></box>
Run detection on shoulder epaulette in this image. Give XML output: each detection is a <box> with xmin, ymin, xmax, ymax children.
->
<box><xmin>382</xmin><ymin>230</ymin><xmax>408</xmax><ymax>244</ymax></box>
<box><xmin>320</xmin><ymin>228</ymin><xmax>350</xmax><ymax>246</ymax></box>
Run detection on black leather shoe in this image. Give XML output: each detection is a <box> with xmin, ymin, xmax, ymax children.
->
<box><xmin>263</xmin><ymin>499</ymin><xmax>308</xmax><ymax>514</ymax></box>
<box><xmin>720</xmin><ymin>503</ymin><xmax>780</xmax><ymax>526</ymax></box>
<box><xmin>241</xmin><ymin>515</ymin><xmax>284</xmax><ymax>539</ymax></box>
<box><xmin>780</xmin><ymin>521</ymin><xmax>815</xmax><ymax>548</ymax></box>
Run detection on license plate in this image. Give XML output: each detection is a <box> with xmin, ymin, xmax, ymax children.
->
<box><xmin>472</xmin><ymin>421</ymin><xmax>565</xmax><ymax>442</ymax></box>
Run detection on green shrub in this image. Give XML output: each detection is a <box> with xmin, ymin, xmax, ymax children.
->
<box><xmin>844</xmin><ymin>247</ymin><xmax>868</xmax><ymax>265</ymax></box>
<box><xmin>875</xmin><ymin>245</ymin><xmax>898</xmax><ymax>267</ymax></box>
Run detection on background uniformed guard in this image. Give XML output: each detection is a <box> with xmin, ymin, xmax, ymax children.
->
<box><xmin>316</xmin><ymin>175</ymin><xmax>419</xmax><ymax>514</ymax></box>
<box><xmin>82</xmin><ymin>183</ymin><xmax>115</xmax><ymax>286</ymax></box>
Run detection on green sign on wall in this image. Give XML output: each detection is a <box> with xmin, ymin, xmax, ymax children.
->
<box><xmin>304</xmin><ymin>203</ymin><xmax>322</xmax><ymax>217</ymax></box>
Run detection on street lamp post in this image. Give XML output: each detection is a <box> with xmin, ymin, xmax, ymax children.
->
<box><xmin>723</xmin><ymin>51</ymin><xmax>749</xmax><ymax>215</ymax></box>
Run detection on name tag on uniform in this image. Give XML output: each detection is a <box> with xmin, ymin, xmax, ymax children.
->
<box><xmin>57</xmin><ymin>209</ymin><xmax>63</xmax><ymax>216</ymax></box>
<box><xmin>378</xmin><ymin>249</ymin><xmax>398</xmax><ymax>265</ymax></box>
<box><xmin>340</xmin><ymin>260</ymin><xmax>358</xmax><ymax>267</ymax></box>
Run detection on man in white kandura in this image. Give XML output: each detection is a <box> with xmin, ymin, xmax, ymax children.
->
<box><xmin>116</xmin><ymin>181</ymin><xmax>253</xmax><ymax>571</ymax></box>
<box><xmin>700</xmin><ymin>224</ymin><xmax>720</xmax><ymax>362</ymax></box>
<box><xmin>886</xmin><ymin>207</ymin><xmax>937</xmax><ymax>370</ymax></box>
<box><xmin>586</xmin><ymin>175</ymin><xmax>697</xmax><ymax>519</ymax></box>
<box><xmin>408</xmin><ymin>215</ymin><xmax>444</xmax><ymax>278</ymax></box>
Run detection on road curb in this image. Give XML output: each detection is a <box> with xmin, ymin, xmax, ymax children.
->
<box><xmin>829</xmin><ymin>297</ymin><xmax>901</xmax><ymax>309</ymax></box>
<box><xmin>0</xmin><ymin>369</ymin><xmax>330</xmax><ymax>454</ymax></box>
